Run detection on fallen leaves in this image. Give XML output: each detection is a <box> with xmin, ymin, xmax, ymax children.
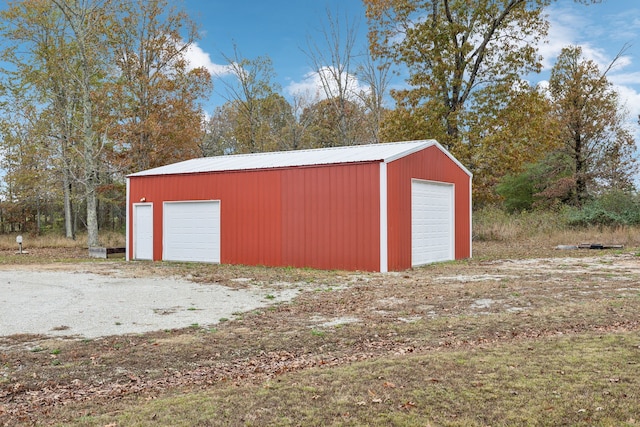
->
<box><xmin>399</xmin><ymin>401</ymin><xmax>417</xmax><ymax>410</ymax></box>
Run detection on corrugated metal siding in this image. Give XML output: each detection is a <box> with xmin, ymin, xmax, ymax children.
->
<box><xmin>386</xmin><ymin>145</ymin><xmax>471</xmax><ymax>271</ymax></box>
<box><xmin>128</xmin><ymin>162</ymin><xmax>381</xmax><ymax>271</ymax></box>
<box><xmin>279</xmin><ymin>163</ymin><xmax>380</xmax><ymax>271</ymax></box>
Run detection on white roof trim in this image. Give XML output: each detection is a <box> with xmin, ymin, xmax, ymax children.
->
<box><xmin>128</xmin><ymin>139</ymin><xmax>472</xmax><ymax>177</ymax></box>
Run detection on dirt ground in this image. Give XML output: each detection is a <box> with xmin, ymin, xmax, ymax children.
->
<box><xmin>1</xmin><ymin>243</ymin><xmax>639</xmax><ymax>425</ymax></box>
<box><xmin>0</xmin><ymin>262</ymin><xmax>299</xmax><ymax>338</ymax></box>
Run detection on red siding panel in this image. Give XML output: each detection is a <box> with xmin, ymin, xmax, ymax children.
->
<box><xmin>128</xmin><ymin>162</ymin><xmax>381</xmax><ymax>271</ymax></box>
<box><xmin>280</xmin><ymin>163</ymin><xmax>380</xmax><ymax>271</ymax></box>
<box><xmin>386</xmin><ymin>146</ymin><xmax>471</xmax><ymax>271</ymax></box>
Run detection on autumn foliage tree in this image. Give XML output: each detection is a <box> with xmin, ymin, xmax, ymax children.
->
<box><xmin>466</xmin><ymin>81</ymin><xmax>560</xmax><ymax>205</ymax></box>
<box><xmin>0</xmin><ymin>0</ymin><xmax>211</xmax><ymax>238</ymax></box>
<box><xmin>364</xmin><ymin>0</ymin><xmax>550</xmax><ymax>154</ymax></box>
<box><xmin>300</xmin><ymin>98</ymin><xmax>369</xmax><ymax>148</ymax></box>
<box><xmin>0</xmin><ymin>0</ymin><xmax>630</xmax><ymax>236</ymax></box>
<box><xmin>107</xmin><ymin>0</ymin><xmax>211</xmax><ymax>173</ymax></box>
<box><xmin>548</xmin><ymin>45</ymin><xmax>636</xmax><ymax>204</ymax></box>
<box><xmin>364</xmin><ymin>0</ymin><xmax>617</xmax><ymax>206</ymax></box>
<box><xmin>497</xmin><ymin>45</ymin><xmax>637</xmax><ymax>212</ymax></box>
<box><xmin>0</xmin><ymin>0</ymin><xmax>84</xmax><ymax>237</ymax></box>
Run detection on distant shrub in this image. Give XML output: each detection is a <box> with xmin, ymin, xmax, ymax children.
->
<box><xmin>567</xmin><ymin>190</ymin><xmax>640</xmax><ymax>227</ymax></box>
<box><xmin>496</xmin><ymin>170</ymin><xmax>534</xmax><ymax>213</ymax></box>
<box><xmin>497</xmin><ymin>152</ymin><xmax>575</xmax><ymax>213</ymax></box>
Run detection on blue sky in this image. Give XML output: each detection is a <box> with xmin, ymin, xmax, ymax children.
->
<box><xmin>540</xmin><ymin>1</ymin><xmax>640</xmax><ymax>120</ymax></box>
<box><xmin>183</xmin><ymin>0</ymin><xmax>640</xmax><ymax>126</ymax></box>
<box><xmin>182</xmin><ymin>0</ymin><xmax>373</xmax><ymax>108</ymax></box>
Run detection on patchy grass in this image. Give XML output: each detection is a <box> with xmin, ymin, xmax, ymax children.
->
<box><xmin>55</xmin><ymin>332</ymin><xmax>640</xmax><ymax>426</ymax></box>
<box><xmin>473</xmin><ymin>208</ymin><xmax>640</xmax><ymax>257</ymax></box>
<box><xmin>0</xmin><ymin>231</ymin><xmax>125</xmax><ymax>251</ymax></box>
<box><xmin>0</xmin><ymin>231</ymin><xmax>125</xmax><ymax>264</ymax></box>
<box><xmin>1</xmin><ymin>230</ymin><xmax>640</xmax><ymax>426</ymax></box>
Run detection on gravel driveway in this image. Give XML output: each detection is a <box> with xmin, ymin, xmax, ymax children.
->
<box><xmin>0</xmin><ymin>269</ymin><xmax>297</xmax><ymax>338</ymax></box>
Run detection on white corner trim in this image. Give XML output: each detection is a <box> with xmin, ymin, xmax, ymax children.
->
<box><xmin>469</xmin><ymin>175</ymin><xmax>473</xmax><ymax>259</ymax></box>
<box><xmin>379</xmin><ymin>162</ymin><xmax>388</xmax><ymax>273</ymax></box>
<box><xmin>125</xmin><ymin>177</ymin><xmax>130</xmax><ymax>261</ymax></box>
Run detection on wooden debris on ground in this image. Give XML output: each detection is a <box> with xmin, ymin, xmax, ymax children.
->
<box><xmin>555</xmin><ymin>243</ymin><xmax>624</xmax><ymax>250</ymax></box>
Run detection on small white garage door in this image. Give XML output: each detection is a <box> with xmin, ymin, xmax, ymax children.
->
<box><xmin>163</xmin><ymin>201</ymin><xmax>221</xmax><ymax>263</ymax></box>
<box><xmin>133</xmin><ymin>203</ymin><xmax>153</xmax><ymax>260</ymax></box>
<box><xmin>411</xmin><ymin>180</ymin><xmax>454</xmax><ymax>266</ymax></box>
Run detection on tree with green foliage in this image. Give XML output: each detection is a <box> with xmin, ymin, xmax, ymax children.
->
<box><xmin>566</xmin><ymin>189</ymin><xmax>640</xmax><ymax>227</ymax></box>
<box><xmin>497</xmin><ymin>152</ymin><xmax>574</xmax><ymax>212</ymax></box>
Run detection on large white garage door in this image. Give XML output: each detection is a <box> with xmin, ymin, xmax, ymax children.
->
<box><xmin>163</xmin><ymin>201</ymin><xmax>221</xmax><ymax>263</ymax></box>
<box><xmin>412</xmin><ymin>180</ymin><xmax>454</xmax><ymax>266</ymax></box>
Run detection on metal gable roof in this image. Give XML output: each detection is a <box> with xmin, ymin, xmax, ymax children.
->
<box><xmin>128</xmin><ymin>139</ymin><xmax>471</xmax><ymax>177</ymax></box>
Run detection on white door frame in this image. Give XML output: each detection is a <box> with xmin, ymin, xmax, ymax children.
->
<box><xmin>411</xmin><ymin>179</ymin><xmax>455</xmax><ymax>266</ymax></box>
<box><xmin>133</xmin><ymin>203</ymin><xmax>154</xmax><ymax>260</ymax></box>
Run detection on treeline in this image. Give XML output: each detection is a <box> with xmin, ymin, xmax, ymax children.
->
<box><xmin>0</xmin><ymin>0</ymin><xmax>636</xmax><ymax>241</ymax></box>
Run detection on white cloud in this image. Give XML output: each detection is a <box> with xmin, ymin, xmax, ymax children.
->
<box><xmin>596</xmin><ymin>68</ymin><xmax>640</xmax><ymax>144</ymax></box>
<box><xmin>540</xmin><ymin>4</ymin><xmax>632</xmax><ymax>73</ymax></box>
<box><xmin>538</xmin><ymin>6</ymin><xmax>582</xmax><ymax>70</ymax></box>
<box><xmin>544</xmin><ymin>5</ymin><xmax>640</xmax><ymax>71</ymax></box>
<box><xmin>285</xmin><ymin>66</ymin><xmax>370</xmax><ymax>103</ymax></box>
<box><xmin>285</xmin><ymin>70</ymin><xmax>325</xmax><ymax>100</ymax></box>
<box><xmin>184</xmin><ymin>42</ymin><xmax>232</xmax><ymax>77</ymax></box>
<box><xmin>610</xmin><ymin>71</ymin><xmax>640</xmax><ymax>86</ymax></box>
<box><xmin>614</xmin><ymin>84</ymin><xmax>640</xmax><ymax>123</ymax></box>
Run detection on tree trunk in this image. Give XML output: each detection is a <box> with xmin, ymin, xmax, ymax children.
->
<box><xmin>574</xmin><ymin>133</ymin><xmax>586</xmax><ymax>205</ymax></box>
<box><xmin>83</xmin><ymin>96</ymin><xmax>99</xmax><ymax>248</ymax></box>
<box><xmin>36</xmin><ymin>196</ymin><xmax>41</xmax><ymax>233</ymax></box>
<box><xmin>62</xmin><ymin>139</ymin><xmax>75</xmax><ymax>239</ymax></box>
<box><xmin>54</xmin><ymin>0</ymin><xmax>102</xmax><ymax>248</ymax></box>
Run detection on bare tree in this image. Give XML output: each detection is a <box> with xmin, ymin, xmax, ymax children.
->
<box><xmin>304</xmin><ymin>8</ymin><xmax>364</xmax><ymax>146</ymax></box>
<box><xmin>51</xmin><ymin>0</ymin><xmax>110</xmax><ymax>247</ymax></box>
<box><xmin>356</xmin><ymin>54</ymin><xmax>391</xmax><ymax>143</ymax></box>
<box><xmin>0</xmin><ymin>0</ymin><xmax>82</xmax><ymax>238</ymax></box>
<box><xmin>217</xmin><ymin>45</ymin><xmax>280</xmax><ymax>153</ymax></box>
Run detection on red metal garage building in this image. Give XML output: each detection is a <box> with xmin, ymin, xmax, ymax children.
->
<box><xmin>126</xmin><ymin>140</ymin><xmax>472</xmax><ymax>272</ymax></box>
